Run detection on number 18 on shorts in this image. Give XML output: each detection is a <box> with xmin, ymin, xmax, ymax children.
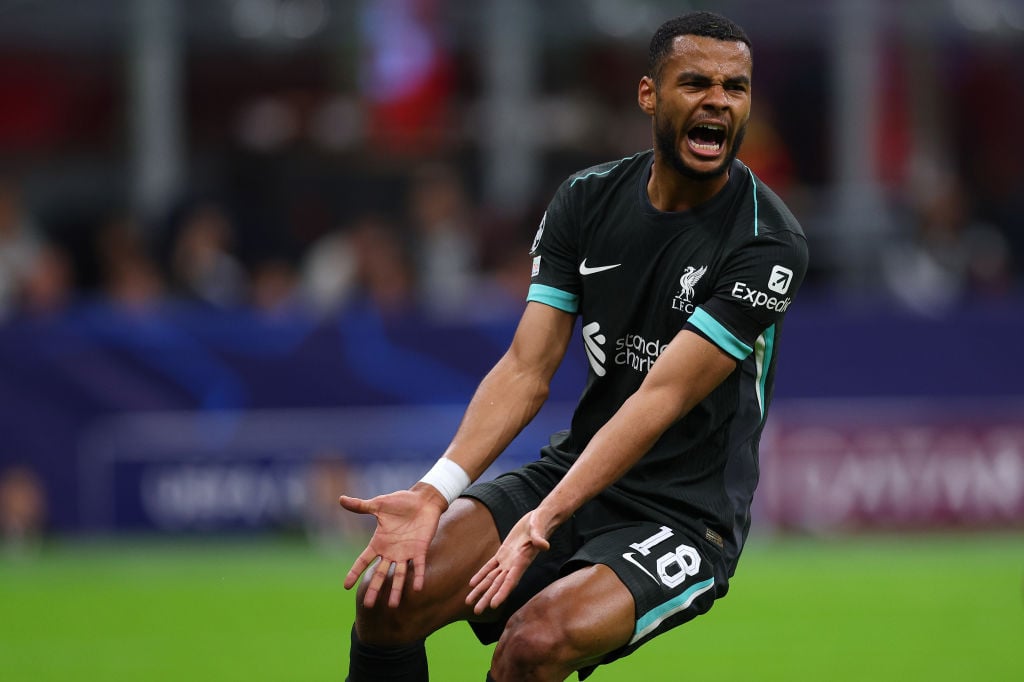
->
<box><xmin>604</xmin><ymin>524</ymin><xmax>720</xmax><ymax>649</ymax></box>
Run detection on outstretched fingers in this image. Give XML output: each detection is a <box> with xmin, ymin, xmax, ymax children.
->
<box><xmin>388</xmin><ymin>558</ymin><xmax>409</xmax><ymax>608</ymax></box>
<box><xmin>343</xmin><ymin>545</ymin><xmax>379</xmax><ymax>590</ymax></box>
<box><xmin>411</xmin><ymin>553</ymin><xmax>427</xmax><ymax>593</ymax></box>
<box><xmin>467</xmin><ymin>559</ymin><xmax>503</xmax><ymax>614</ymax></box>
<box><xmin>361</xmin><ymin>556</ymin><xmax>390</xmax><ymax>608</ymax></box>
<box><xmin>337</xmin><ymin>489</ymin><xmax>439</xmax><ymax>608</ymax></box>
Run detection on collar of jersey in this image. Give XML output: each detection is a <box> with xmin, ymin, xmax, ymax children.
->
<box><xmin>637</xmin><ymin>156</ymin><xmax>747</xmax><ymax>224</ymax></box>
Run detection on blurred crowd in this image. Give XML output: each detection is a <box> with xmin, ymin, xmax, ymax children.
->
<box><xmin>1</xmin><ymin>141</ymin><xmax>1019</xmax><ymax>327</ymax></box>
<box><xmin>0</xmin><ymin>160</ymin><xmax>535</xmax><ymax>324</ymax></box>
<box><xmin>1</xmin><ymin>0</ymin><xmax>1023</xmax><ymax>323</ymax></box>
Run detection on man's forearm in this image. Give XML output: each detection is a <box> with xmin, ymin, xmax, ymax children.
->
<box><xmin>437</xmin><ymin>303</ymin><xmax>574</xmax><ymax>483</ymax></box>
<box><xmin>534</xmin><ymin>384</ymin><xmax>674</xmax><ymax>533</ymax></box>
<box><xmin>535</xmin><ymin>330</ymin><xmax>738</xmax><ymax>535</ymax></box>
<box><xmin>440</xmin><ymin>352</ymin><xmax>553</xmax><ymax>481</ymax></box>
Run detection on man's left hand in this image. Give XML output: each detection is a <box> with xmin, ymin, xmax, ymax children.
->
<box><xmin>466</xmin><ymin>510</ymin><xmax>551</xmax><ymax>614</ymax></box>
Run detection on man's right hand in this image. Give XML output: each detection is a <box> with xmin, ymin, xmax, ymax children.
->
<box><xmin>339</xmin><ymin>484</ymin><xmax>447</xmax><ymax>608</ymax></box>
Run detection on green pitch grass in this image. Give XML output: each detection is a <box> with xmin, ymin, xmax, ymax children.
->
<box><xmin>1</xmin><ymin>533</ymin><xmax>1021</xmax><ymax>681</ymax></box>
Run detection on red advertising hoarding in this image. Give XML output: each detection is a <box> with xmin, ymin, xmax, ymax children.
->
<box><xmin>760</xmin><ymin>400</ymin><xmax>1024</xmax><ymax>531</ymax></box>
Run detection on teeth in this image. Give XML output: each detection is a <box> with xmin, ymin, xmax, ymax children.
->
<box><xmin>690</xmin><ymin>123</ymin><xmax>724</xmax><ymax>152</ymax></box>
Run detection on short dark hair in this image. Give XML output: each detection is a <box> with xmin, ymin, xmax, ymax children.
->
<box><xmin>648</xmin><ymin>11</ymin><xmax>751</xmax><ymax>82</ymax></box>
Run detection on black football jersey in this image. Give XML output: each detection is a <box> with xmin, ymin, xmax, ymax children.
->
<box><xmin>527</xmin><ymin>151</ymin><xmax>808</xmax><ymax>574</ymax></box>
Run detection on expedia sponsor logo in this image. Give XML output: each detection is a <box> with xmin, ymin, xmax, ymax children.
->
<box><xmin>768</xmin><ymin>265</ymin><xmax>793</xmax><ymax>294</ymax></box>
<box><xmin>731</xmin><ymin>281</ymin><xmax>792</xmax><ymax>311</ymax></box>
<box><xmin>614</xmin><ymin>333</ymin><xmax>668</xmax><ymax>374</ymax></box>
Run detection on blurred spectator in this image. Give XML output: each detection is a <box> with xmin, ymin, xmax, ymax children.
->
<box><xmin>952</xmin><ymin>47</ymin><xmax>1024</xmax><ymax>275</ymax></box>
<box><xmin>249</xmin><ymin>257</ymin><xmax>301</xmax><ymax>315</ymax></box>
<box><xmin>300</xmin><ymin>226</ymin><xmax>358</xmax><ymax>317</ymax></box>
<box><xmin>94</xmin><ymin>212</ymin><xmax>165</xmax><ymax>309</ymax></box>
<box><xmin>359</xmin><ymin>0</ymin><xmax>455</xmax><ymax>156</ymax></box>
<box><xmin>881</xmin><ymin>167</ymin><xmax>1012</xmax><ymax>315</ymax></box>
<box><xmin>347</xmin><ymin>213</ymin><xmax>417</xmax><ymax>316</ymax></box>
<box><xmin>738</xmin><ymin>110</ymin><xmax>796</xmax><ymax>200</ymax></box>
<box><xmin>0</xmin><ymin>465</ymin><xmax>47</xmax><ymax>554</ymax></box>
<box><xmin>0</xmin><ymin>175</ymin><xmax>43</xmax><ymax>319</ymax></box>
<box><xmin>168</xmin><ymin>201</ymin><xmax>247</xmax><ymax>307</ymax></box>
<box><xmin>305</xmin><ymin>455</ymin><xmax>372</xmax><ymax>547</ymax></box>
<box><xmin>407</xmin><ymin>162</ymin><xmax>480</xmax><ymax>317</ymax></box>
<box><xmin>16</xmin><ymin>240</ymin><xmax>74</xmax><ymax>317</ymax></box>
<box><xmin>478</xmin><ymin>245</ymin><xmax>532</xmax><ymax>316</ymax></box>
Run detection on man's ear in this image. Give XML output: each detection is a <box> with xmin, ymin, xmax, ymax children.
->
<box><xmin>638</xmin><ymin>76</ymin><xmax>656</xmax><ymax>116</ymax></box>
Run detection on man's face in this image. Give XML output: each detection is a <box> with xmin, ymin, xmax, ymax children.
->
<box><xmin>646</xmin><ymin>35</ymin><xmax>752</xmax><ymax>180</ymax></box>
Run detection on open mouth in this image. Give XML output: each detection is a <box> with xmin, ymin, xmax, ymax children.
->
<box><xmin>686</xmin><ymin>123</ymin><xmax>726</xmax><ymax>157</ymax></box>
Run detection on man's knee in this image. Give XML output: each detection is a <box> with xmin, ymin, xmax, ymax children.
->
<box><xmin>354</xmin><ymin>578</ymin><xmax>436</xmax><ymax>645</ymax></box>
<box><xmin>355</xmin><ymin>498</ymin><xmax>500</xmax><ymax>646</ymax></box>
<box><xmin>490</xmin><ymin>598</ymin><xmax>583</xmax><ymax>680</ymax></box>
<box><xmin>489</xmin><ymin>565</ymin><xmax>634</xmax><ymax>680</ymax></box>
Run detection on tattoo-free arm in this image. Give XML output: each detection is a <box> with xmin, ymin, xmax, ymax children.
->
<box><xmin>341</xmin><ymin>301</ymin><xmax>575</xmax><ymax>607</ymax></box>
<box><xmin>425</xmin><ymin>301</ymin><xmax>575</xmax><ymax>489</ymax></box>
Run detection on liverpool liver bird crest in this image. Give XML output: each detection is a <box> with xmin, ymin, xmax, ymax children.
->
<box><xmin>678</xmin><ymin>265</ymin><xmax>708</xmax><ymax>300</ymax></box>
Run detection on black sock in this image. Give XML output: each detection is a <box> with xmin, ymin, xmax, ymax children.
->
<box><xmin>347</xmin><ymin>625</ymin><xmax>428</xmax><ymax>682</ymax></box>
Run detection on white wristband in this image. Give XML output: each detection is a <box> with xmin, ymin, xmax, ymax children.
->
<box><xmin>419</xmin><ymin>458</ymin><xmax>471</xmax><ymax>505</ymax></box>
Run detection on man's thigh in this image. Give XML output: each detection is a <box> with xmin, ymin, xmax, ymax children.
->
<box><xmin>490</xmin><ymin>519</ymin><xmax>720</xmax><ymax>681</ymax></box>
<box><xmin>463</xmin><ymin>468</ymin><xmax>580</xmax><ymax>640</ymax></box>
<box><xmin>567</xmin><ymin>522</ymin><xmax>721</xmax><ymax>675</ymax></box>
<box><xmin>423</xmin><ymin>496</ymin><xmax>504</xmax><ymax>607</ymax></box>
<box><xmin>497</xmin><ymin>561</ymin><xmax>636</xmax><ymax>671</ymax></box>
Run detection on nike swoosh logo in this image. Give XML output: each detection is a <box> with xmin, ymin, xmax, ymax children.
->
<box><xmin>579</xmin><ymin>259</ymin><xmax>622</xmax><ymax>276</ymax></box>
<box><xmin>622</xmin><ymin>552</ymin><xmax>661</xmax><ymax>585</ymax></box>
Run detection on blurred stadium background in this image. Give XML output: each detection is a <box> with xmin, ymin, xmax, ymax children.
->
<box><xmin>0</xmin><ymin>0</ymin><xmax>1022</xmax><ymax>680</ymax></box>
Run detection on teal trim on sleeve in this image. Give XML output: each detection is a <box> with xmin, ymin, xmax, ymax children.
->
<box><xmin>527</xmin><ymin>283</ymin><xmax>579</xmax><ymax>313</ymax></box>
<box><xmin>754</xmin><ymin>324</ymin><xmax>776</xmax><ymax>420</ymax></box>
<box><xmin>689</xmin><ymin>308</ymin><xmax>752</xmax><ymax>360</ymax></box>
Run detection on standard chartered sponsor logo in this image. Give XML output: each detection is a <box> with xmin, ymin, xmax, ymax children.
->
<box><xmin>582</xmin><ymin>321</ymin><xmax>607</xmax><ymax>376</ymax></box>
<box><xmin>582</xmin><ymin>323</ymin><xmax>668</xmax><ymax>376</ymax></box>
<box><xmin>615</xmin><ymin>333</ymin><xmax>668</xmax><ymax>373</ymax></box>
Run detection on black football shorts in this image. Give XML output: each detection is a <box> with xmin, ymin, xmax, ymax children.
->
<box><xmin>462</xmin><ymin>458</ymin><xmax>722</xmax><ymax>676</ymax></box>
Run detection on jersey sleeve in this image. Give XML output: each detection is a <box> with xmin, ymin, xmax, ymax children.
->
<box><xmin>686</xmin><ymin>232</ymin><xmax>808</xmax><ymax>361</ymax></box>
<box><xmin>526</xmin><ymin>178</ymin><xmax>581</xmax><ymax>314</ymax></box>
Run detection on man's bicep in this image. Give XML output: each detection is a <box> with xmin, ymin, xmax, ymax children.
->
<box><xmin>506</xmin><ymin>301</ymin><xmax>576</xmax><ymax>380</ymax></box>
<box><xmin>643</xmin><ymin>328</ymin><xmax>738</xmax><ymax>415</ymax></box>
